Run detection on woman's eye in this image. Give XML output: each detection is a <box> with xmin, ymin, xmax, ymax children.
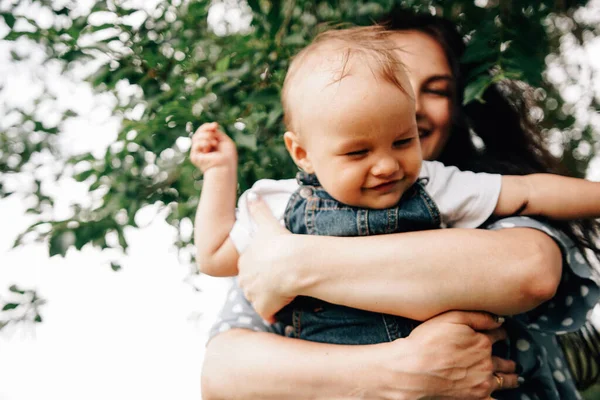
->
<box><xmin>424</xmin><ymin>88</ymin><xmax>451</xmax><ymax>97</ymax></box>
<box><xmin>345</xmin><ymin>149</ymin><xmax>368</xmax><ymax>157</ymax></box>
<box><xmin>393</xmin><ymin>138</ymin><xmax>413</xmax><ymax>148</ymax></box>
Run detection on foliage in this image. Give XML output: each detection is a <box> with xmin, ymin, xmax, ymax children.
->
<box><xmin>0</xmin><ymin>0</ymin><xmax>599</xmax><ymax>329</ymax></box>
<box><xmin>0</xmin><ymin>284</ymin><xmax>44</xmax><ymax>330</ymax></box>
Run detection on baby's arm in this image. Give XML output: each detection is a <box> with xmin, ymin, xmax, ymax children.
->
<box><xmin>496</xmin><ymin>174</ymin><xmax>600</xmax><ymax>219</ymax></box>
<box><xmin>191</xmin><ymin>122</ymin><xmax>239</xmax><ymax>277</ymax></box>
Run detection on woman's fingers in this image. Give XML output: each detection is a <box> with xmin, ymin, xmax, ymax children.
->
<box><xmin>491</xmin><ymin>371</ymin><xmax>519</xmax><ymax>391</ymax></box>
<box><xmin>491</xmin><ymin>357</ymin><xmax>520</xmax><ymax>390</ymax></box>
<box><xmin>492</xmin><ymin>357</ymin><xmax>516</xmax><ymax>374</ymax></box>
<box><xmin>483</xmin><ymin>327</ymin><xmax>508</xmax><ymax>344</ymax></box>
<box><xmin>247</xmin><ymin>195</ymin><xmax>286</xmax><ymax>232</ymax></box>
<box><xmin>430</xmin><ymin>311</ymin><xmax>504</xmax><ymax>332</ymax></box>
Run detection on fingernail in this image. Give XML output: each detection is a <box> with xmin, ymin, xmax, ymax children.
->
<box><xmin>494</xmin><ymin>314</ymin><xmax>505</xmax><ymax>324</ymax></box>
<box><xmin>517</xmin><ymin>376</ymin><xmax>525</xmax><ymax>385</ymax></box>
<box><xmin>247</xmin><ymin>191</ymin><xmax>259</xmax><ymax>203</ymax></box>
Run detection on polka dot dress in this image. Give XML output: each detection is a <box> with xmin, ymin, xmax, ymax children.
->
<box><xmin>210</xmin><ymin>281</ymin><xmax>277</xmax><ymax>337</ymax></box>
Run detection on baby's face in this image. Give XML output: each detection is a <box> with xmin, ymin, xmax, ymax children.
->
<box><xmin>299</xmin><ymin>73</ymin><xmax>422</xmax><ymax>209</ymax></box>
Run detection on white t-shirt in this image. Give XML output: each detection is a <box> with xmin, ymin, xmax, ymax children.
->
<box><xmin>230</xmin><ymin>160</ymin><xmax>502</xmax><ymax>252</ymax></box>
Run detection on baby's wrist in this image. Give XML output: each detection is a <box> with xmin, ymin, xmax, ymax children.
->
<box><xmin>202</xmin><ymin>163</ymin><xmax>237</xmax><ymax>178</ymax></box>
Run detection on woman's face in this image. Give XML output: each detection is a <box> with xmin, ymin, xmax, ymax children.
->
<box><xmin>390</xmin><ymin>30</ymin><xmax>453</xmax><ymax>161</ymax></box>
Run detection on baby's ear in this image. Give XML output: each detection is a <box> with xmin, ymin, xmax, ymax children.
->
<box><xmin>283</xmin><ymin>131</ymin><xmax>314</xmax><ymax>174</ymax></box>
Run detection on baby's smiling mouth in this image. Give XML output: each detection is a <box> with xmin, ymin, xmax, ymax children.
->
<box><xmin>368</xmin><ymin>180</ymin><xmax>400</xmax><ymax>192</ymax></box>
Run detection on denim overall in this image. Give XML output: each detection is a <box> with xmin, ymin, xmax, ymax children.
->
<box><xmin>276</xmin><ymin>172</ymin><xmax>441</xmax><ymax>345</ymax></box>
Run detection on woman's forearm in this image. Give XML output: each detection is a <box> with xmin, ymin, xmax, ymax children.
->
<box><xmin>201</xmin><ymin>329</ymin><xmax>400</xmax><ymax>400</ymax></box>
<box><xmin>286</xmin><ymin>227</ymin><xmax>562</xmax><ymax>320</ymax></box>
<box><xmin>202</xmin><ymin>313</ymin><xmax>516</xmax><ymax>400</ymax></box>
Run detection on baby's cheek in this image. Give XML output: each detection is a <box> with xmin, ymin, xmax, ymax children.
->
<box><xmin>334</xmin><ymin>172</ymin><xmax>365</xmax><ymax>204</ymax></box>
<box><xmin>405</xmin><ymin>151</ymin><xmax>424</xmax><ymax>176</ymax></box>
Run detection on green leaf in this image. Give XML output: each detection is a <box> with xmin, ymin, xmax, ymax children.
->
<box><xmin>1</xmin><ymin>13</ymin><xmax>16</xmax><ymax>29</ymax></box>
<box><xmin>110</xmin><ymin>262</ymin><xmax>122</xmax><ymax>271</ymax></box>
<box><xmin>64</xmin><ymin>109</ymin><xmax>78</xmax><ymax>118</ymax></box>
<box><xmin>3</xmin><ymin>30</ymin><xmax>22</xmax><ymax>41</ymax></box>
<box><xmin>266</xmin><ymin>107</ymin><xmax>283</xmax><ymax>128</ymax></box>
<box><xmin>49</xmin><ymin>231</ymin><xmax>71</xmax><ymax>257</ymax></box>
<box><xmin>246</xmin><ymin>0</ymin><xmax>262</xmax><ymax>14</ymax></box>
<box><xmin>34</xmin><ymin>314</ymin><xmax>43</xmax><ymax>323</ymax></box>
<box><xmin>74</xmin><ymin>169</ymin><xmax>96</xmax><ymax>182</ymax></box>
<box><xmin>117</xmin><ymin>230</ymin><xmax>128</xmax><ymax>250</ymax></box>
<box><xmin>34</xmin><ymin>121</ymin><xmax>59</xmax><ymax>135</ymax></box>
<box><xmin>463</xmin><ymin>74</ymin><xmax>492</xmax><ymax>105</ymax></box>
<box><xmin>233</xmin><ymin>131</ymin><xmax>257</xmax><ymax>150</ymax></box>
<box><xmin>90</xmin><ymin>2</ymin><xmax>110</xmax><ymax>13</ymax></box>
<box><xmin>282</xmin><ymin>34</ymin><xmax>305</xmax><ymax>46</ymax></box>
<box><xmin>8</xmin><ymin>285</ymin><xmax>26</xmax><ymax>295</ymax></box>
<box><xmin>215</xmin><ymin>56</ymin><xmax>231</xmax><ymax>73</ymax></box>
<box><xmin>2</xmin><ymin>303</ymin><xmax>19</xmax><ymax>311</ymax></box>
<box><xmin>90</xmin><ymin>23</ymin><xmax>116</xmax><ymax>32</ymax></box>
<box><xmin>10</xmin><ymin>50</ymin><xmax>23</xmax><ymax>61</ymax></box>
<box><xmin>462</xmin><ymin>36</ymin><xmax>498</xmax><ymax>64</ymax></box>
<box><xmin>464</xmin><ymin>61</ymin><xmax>495</xmax><ymax>83</ymax></box>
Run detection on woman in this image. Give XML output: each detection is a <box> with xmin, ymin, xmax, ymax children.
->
<box><xmin>201</xmin><ymin>11</ymin><xmax>600</xmax><ymax>399</ymax></box>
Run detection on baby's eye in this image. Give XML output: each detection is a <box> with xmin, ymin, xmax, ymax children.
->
<box><xmin>345</xmin><ymin>149</ymin><xmax>368</xmax><ymax>157</ymax></box>
<box><xmin>393</xmin><ymin>138</ymin><xmax>414</xmax><ymax>148</ymax></box>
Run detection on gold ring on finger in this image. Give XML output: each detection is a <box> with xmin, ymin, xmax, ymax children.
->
<box><xmin>494</xmin><ymin>373</ymin><xmax>504</xmax><ymax>389</ymax></box>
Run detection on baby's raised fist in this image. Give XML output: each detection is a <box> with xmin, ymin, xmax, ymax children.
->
<box><xmin>190</xmin><ymin>122</ymin><xmax>238</xmax><ymax>173</ymax></box>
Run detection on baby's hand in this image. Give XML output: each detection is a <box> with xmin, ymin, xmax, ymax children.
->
<box><xmin>190</xmin><ymin>122</ymin><xmax>238</xmax><ymax>173</ymax></box>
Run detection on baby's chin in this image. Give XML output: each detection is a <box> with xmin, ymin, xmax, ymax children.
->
<box><xmin>350</xmin><ymin>193</ymin><xmax>405</xmax><ymax>209</ymax></box>
<box><xmin>365</xmin><ymin>198</ymin><xmax>403</xmax><ymax>209</ymax></box>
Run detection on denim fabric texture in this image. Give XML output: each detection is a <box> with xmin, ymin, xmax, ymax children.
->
<box><xmin>284</xmin><ymin>172</ymin><xmax>441</xmax><ymax>237</ymax></box>
<box><xmin>277</xmin><ymin>172</ymin><xmax>440</xmax><ymax>344</ymax></box>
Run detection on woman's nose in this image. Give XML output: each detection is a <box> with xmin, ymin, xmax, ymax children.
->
<box><xmin>372</xmin><ymin>156</ymin><xmax>400</xmax><ymax>177</ymax></box>
<box><xmin>414</xmin><ymin>93</ymin><xmax>423</xmax><ymax>116</ymax></box>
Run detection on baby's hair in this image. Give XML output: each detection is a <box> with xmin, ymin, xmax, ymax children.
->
<box><xmin>282</xmin><ymin>25</ymin><xmax>409</xmax><ymax>134</ymax></box>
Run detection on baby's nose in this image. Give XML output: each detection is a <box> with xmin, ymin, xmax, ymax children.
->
<box><xmin>372</xmin><ymin>156</ymin><xmax>400</xmax><ymax>177</ymax></box>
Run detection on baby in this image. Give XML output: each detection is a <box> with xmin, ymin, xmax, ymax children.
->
<box><xmin>191</xmin><ymin>26</ymin><xmax>600</xmax><ymax>393</ymax></box>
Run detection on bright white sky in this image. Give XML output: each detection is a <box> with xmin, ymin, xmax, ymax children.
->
<box><xmin>0</xmin><ymin>1</ymin><xmax>600</xmax><ymax>400</ymax></box>
<box><xmin>0</xmin><ymin>196</ymin><xmax>230</xmax><ymax>400</ymax></box>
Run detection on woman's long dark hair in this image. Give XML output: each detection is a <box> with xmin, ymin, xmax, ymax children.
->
<box><xmin>379</xmin><ymin>9</ymin><xmax>600</xmax><ymax>264</ymax></box>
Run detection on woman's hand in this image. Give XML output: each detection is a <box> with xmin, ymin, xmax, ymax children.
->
<box><xmin>237</xmin><ymin>196</ymin><xmax>298</xmax><ymax>323</ymax></box>
<box><xmin>382</xmin><ymin>311</ymin><xmax>519</xmax><ymax>399</ymax></box>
